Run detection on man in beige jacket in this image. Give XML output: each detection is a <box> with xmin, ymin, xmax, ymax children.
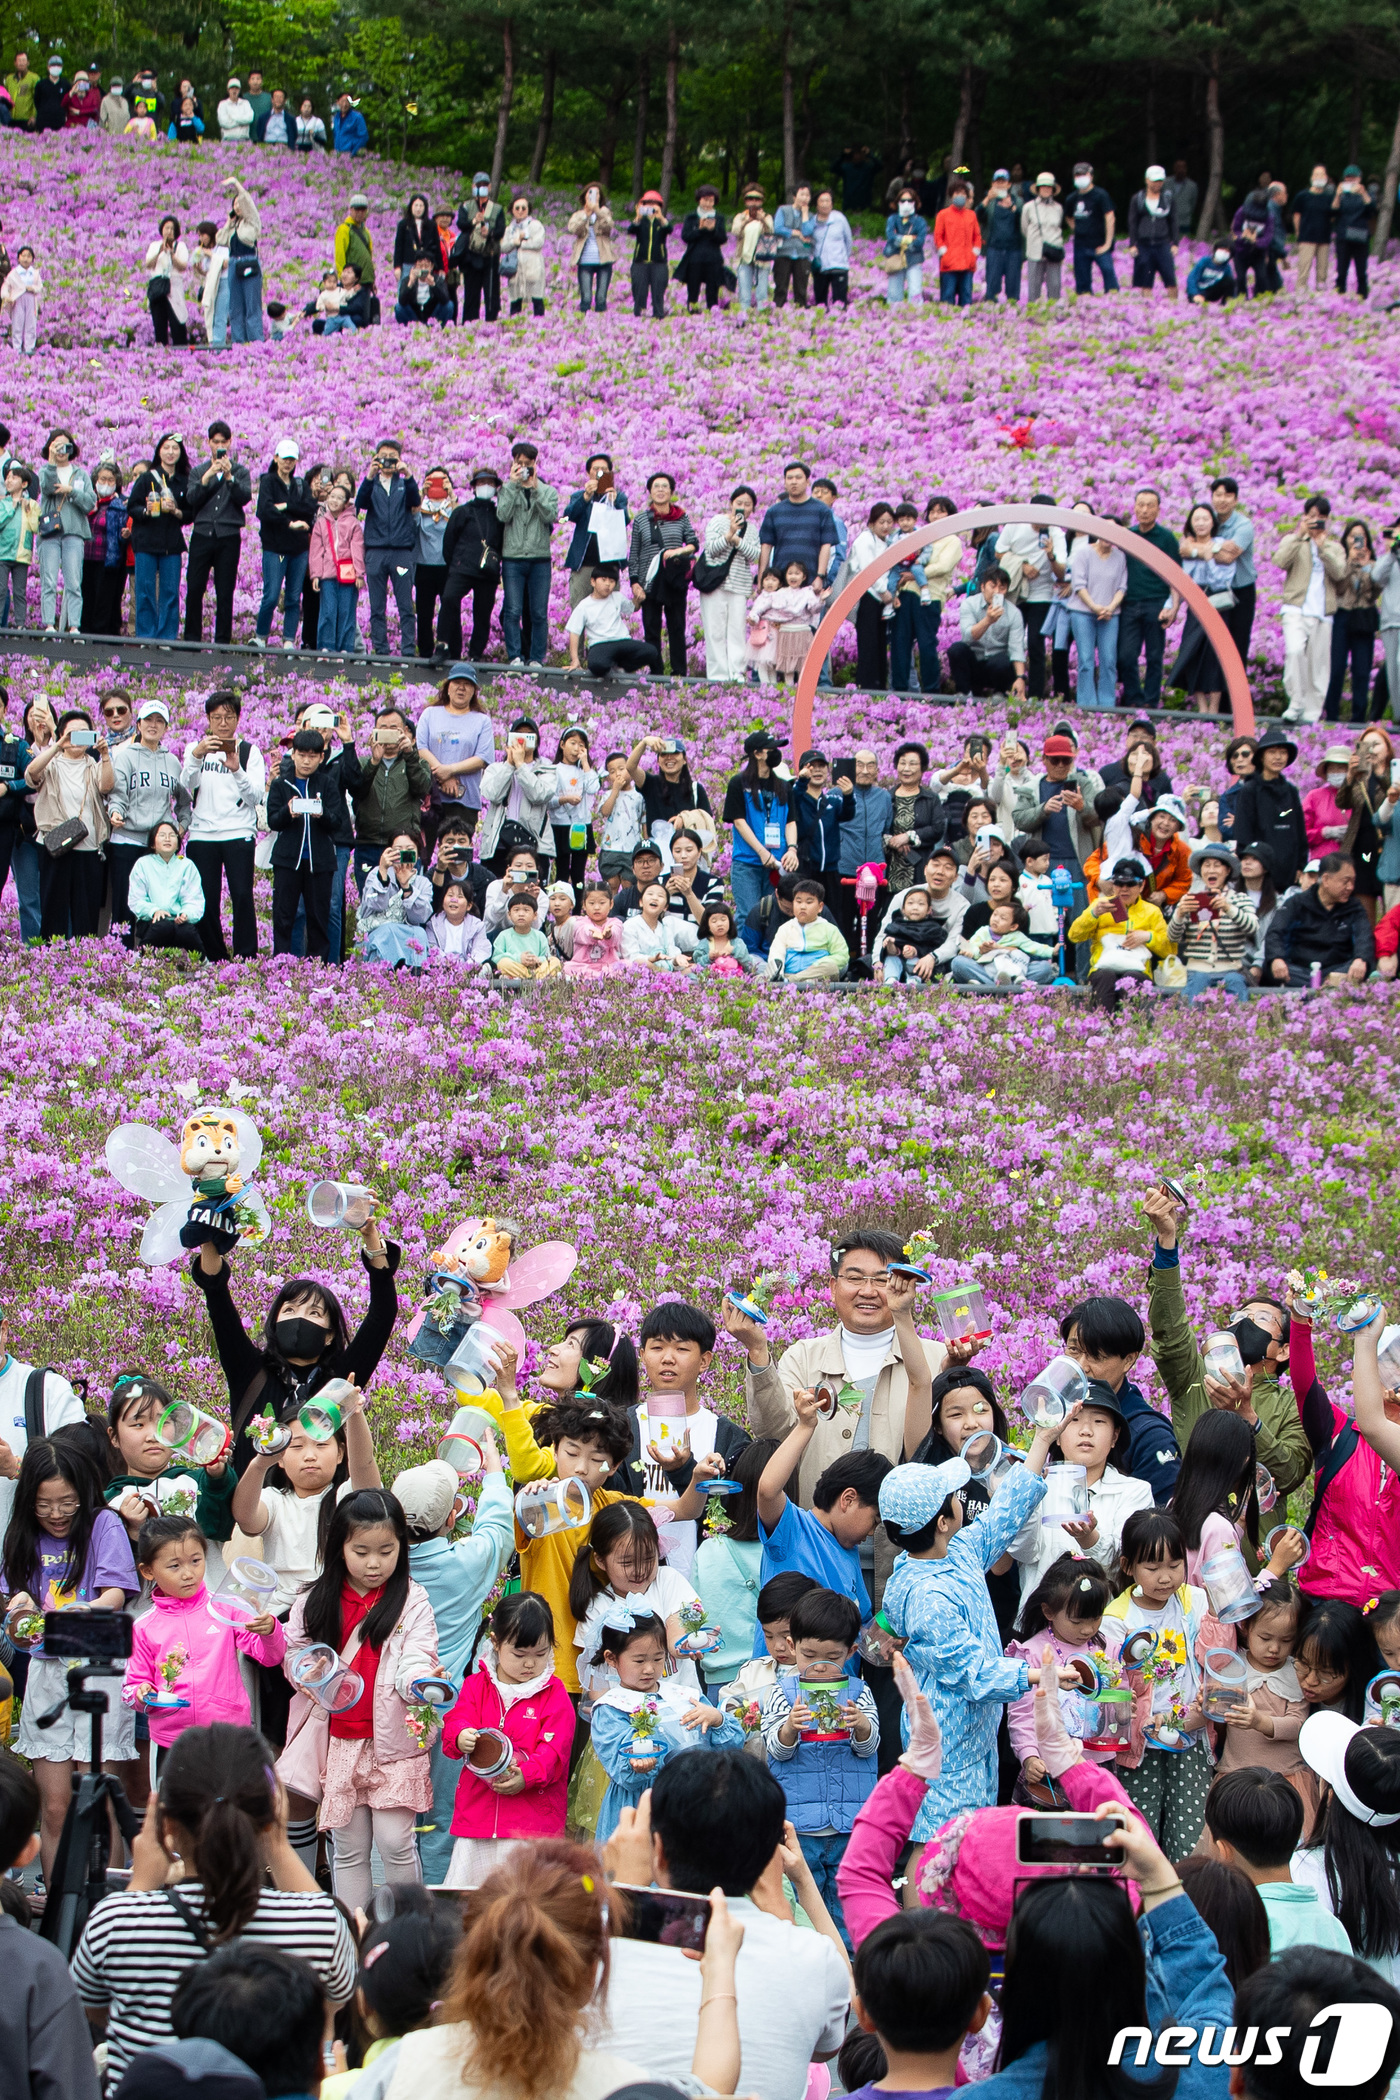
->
<box><xmin>1274</xmin><ymin>497</ymin><xmax>1348</xmax><ymax>724</ymax></box>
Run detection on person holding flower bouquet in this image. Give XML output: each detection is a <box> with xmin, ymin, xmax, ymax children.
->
<box><xmin>587</xmin><ymin>1609</ymin><xmax>744</xmax><ymax>1842</ymax></box>
<box><xmin>763</xmin><ymin>1585</ymin><xmax>879</xmax><ymax>1949</ymax></box>
<box><xmin>122</xmin><ymin>1513</ymin><xmax>285</xmax><ymax>1766</ymax></box>
<box><xmin>439</xmin><ymin>1591</ymin><xmax>573</xmax><ymax>1886</ymax></box>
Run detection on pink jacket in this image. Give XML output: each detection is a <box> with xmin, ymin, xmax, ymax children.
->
<box><xmin>443</xmin><ymin>1658</ymin><xmax>573</xmax><ymax>1840</ymax></box>
<box><xmin>283</xmin><ymin>1580</ymin><xmax>440</xmax><ymax>1765</ymax></box>
<box><xmin>1303</xmin><ymin>782</ymin><xmax>1350</xmax><ymax>855</ymax></box>
<box><xmin>563</xmin><ymin>916</ymin><xmax>625</xmax><ymax>976</ymax></box>
<box><xmin>837</xmin><ymin>1758</ymin><xmax>1137</xmax><ymax>1953</ymax></box>
<box><xmin>1004</xmin><ymin>1632</ymin><xmax>1113</xmax><ymax>1768</ymax></box>
<box><xmin>122</xmin><ymin>1585</ymin><xmax>287</xmax><ymax>1747</ymax></box>
<box><xmin>1287</xmin><ymin>1317</ymin><xmax>1400</xmax><ymax>1605</ymax></box>
<box><xmin>309</xmin><ymin>509</ymin><xmax>366</xmax><ymax>587</ymax></box>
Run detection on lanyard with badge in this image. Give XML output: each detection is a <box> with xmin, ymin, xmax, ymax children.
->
<box><xmin>758</xmin><ymin>789</ymin><xmax>784</xmax><ymax>854</ymax></box>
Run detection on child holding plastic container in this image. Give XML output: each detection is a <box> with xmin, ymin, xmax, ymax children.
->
<box><xmin>719</xmin><ymin>1570</ymin><xmax>819</xmax><ymax>1750</ymax></box>
<box><xmin>122</xmin><ymin>1512</ymin><xmax>286</xmax><ymax>1763</ymax></box>
<box><xmin>1009</xmin><ymin>1377</ymin><xmax>1154</xmax><ymax>1600</ymax></box>
<box><xmin>279</xmin><ymin>1487</ymin><xmax>441</xmax><ymax>1911</ymax></box>
<box><xmin>104</xmin><ymin>1372</ymin><xmax>236</xmax><ymax>1589</ymax></box>
<box><xmin>1005</xmin><ymin>1552</ymin><xmax>1115</xmax><ymax>1800</ymax></box>
<box><xmin>876</xmin><ymin>1407</ymin><xmax>1085</xmax><ymax>1841</ymax></box>
<box><xmin>569</xmin><ymin>1500</ymin><xmax>705</xmax><ymax>1700</ymax></box>
<box><xmin>1</xmin><ymin>1438</ymin><xmax>140</xmax><ymax>1878</ymax></box>
<box><xmin>1216</xmin><ymin>1581</ymin><xmax>1308</xmax><ymax>1779</ymax></box>
<box><xmin>1101</xmin><ymin>1507</ymin><xmax>1215</xmax><ymax>1857</ymax></box>
<box><xmin>397</xmin><ymin>1443</ymin><xmax>515</xmax><ymax>1888</ymax></box>
<box><xmin>230</xmin><ymin>1381</ymin><xmax>382</xmax><ymax>1772</ymax></box>
<box><xmin>1171</xmin><ymin>1411</ymin><xmax>1307</xmax><ymax>1632</ymax></box>
<box><xmin>439</xmin><ymin>1591</ymin><xmax>573</xmax><ymax>1887</ymax></box>
<box><xmin>762</xmin><ymin>1585</ymin><xmax>879</xmax><ymax>1948</ymax></box>
<box><xmin>587</xmin><ymin>1609</ymin><xmax>745</xmax><ymax>1842</ymax></box>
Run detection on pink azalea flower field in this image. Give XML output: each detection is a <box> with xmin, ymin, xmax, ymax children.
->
<box><xmin>0</xmin><ymin>135</ymin><xmax>1395</xmax><ymax>1469</ymax></box>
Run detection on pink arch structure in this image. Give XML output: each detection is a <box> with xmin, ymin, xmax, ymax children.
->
<box><xmin>790</xmin><ymin>504</ymin><xmax>1256</xmax><ymax>756</ymax></box>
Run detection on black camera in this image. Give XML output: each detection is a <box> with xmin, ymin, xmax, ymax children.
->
<box><xmin>42</xmin><ymin>1607</ymin><xmax>133</xmax><ymax>1665</ymax></box>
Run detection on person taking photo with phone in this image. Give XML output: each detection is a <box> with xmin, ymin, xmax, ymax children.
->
<box><xmin>497</xmin><ymin>441</ymin><xmax>558</xmax><ymax>667</ymax></box>
<box><xmin>183</xmin><ymin>419</ymin><xmax>252</xmax><ymax>644</ymax></box>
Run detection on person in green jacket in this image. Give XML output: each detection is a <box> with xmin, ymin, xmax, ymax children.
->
<box><xmin>5</xmin><ymin>53</ymin><xmax>36</xmax><ymax>128</ymax></box>
<box><xmin>1142</xmin><ymin>1183</ymin><xmax>1310</xmax><ymax>1506</ymax></box>
<box><xmin>497</xmin><ymin>441</ymin><xmax>559</xmax><ymax>666</ymax></box>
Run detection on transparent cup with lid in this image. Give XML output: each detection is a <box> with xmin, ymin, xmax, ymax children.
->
<box><xmin>445</xmin><ymin>1320</ymin><xmax>505</xmax><ymax>1396</ymax></box>
<box><xmin>299</xmin><ymin>1377</ymin><xmax>359</xmax><ymax>1444</ymax></box>
<box><xmin>466</xmin><ymin>1725</ymin><xmax>514</xmax><ymax>1780</ymax></box>
<box><xmin>1040</xmin><ymin>1463</ymin><xmax>1089</xmax><ymax>1529</ymax></box>
<box><xmin>208</xmin><ymin>1556</ymin><xmax>279</xmax><ymax>1629</ymax></box>
<box><xmin>291</xmin><ymin>1643</ymin><xmax>365</xmax><ymax>1712</ymax></box>
<box><xmin>306</xmin><ymin>1181</ymin><xmax>379</xmax><ymax>1230</ymax></box>
<box><xmin>437</xmin><ymin>1404</ymin><xmax>498</xmax><ymax>1476</ymax></box>
<box><xmin>644</xmin><ymin>1392</ymin><xmax>688</xmax><ymax>1459</ymax></box>
<box><xmin>156</xmin><ymin>1399</ymin><xmax>232</xmax><ymax>1468</ymax></box>
<box><xmin>1202</xmin><ymin>1332</ymin><xmax>1245</xmax><ymax>1384</ymax></box>
<box><xmin>1199</xmin><ymin>1541</ymin><xmax>1262</xmax><ymax>1623</ymax></box>
<box><xmin>514</xmin><ymin>1478</ymin><xmax>592</xmax><ymax>1538</ymax></box>
<box><xmin>928</xmin><ymin>1282</ymin><xmax>992</xmax><ymax>1345</ymax></box>
<box><xmin>1202</xmin><ymin>1645</ymin><xmax>1249</xmax><ymax>1721</ymax></box>
<box><xmin>1261</xmin><ymin>1525</ymin><xmax>1310</xmax><ymax>1570</ymax></box>
<box><xmin>1021</xmin><ymin>1355</ymin><xmax>1089</xmax><ymax>1430</ymax></box>
<box><xmin>1364</xmin><ymin>1671</ymin><xmax>1400</xmax><ymax>1727</ymax></box>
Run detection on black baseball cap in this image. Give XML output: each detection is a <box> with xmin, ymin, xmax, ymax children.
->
<box><xmin>631</xmin><ymin>840</ymin><xmax>663</xmax><ymax>861</ymax></box>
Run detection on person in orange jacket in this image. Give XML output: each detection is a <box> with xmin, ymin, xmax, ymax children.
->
<box><xmin>1128</xmin><ymin>798</ymin><xmax>1193</xmax><ymax>912</ymax></box>
<box><xmin>934</xmin><ymin>179</ymin><xmax>981</xmax><ymax>307</ymax></box>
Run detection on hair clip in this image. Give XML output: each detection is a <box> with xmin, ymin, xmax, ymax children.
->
<box><xmin>1364</xmin><ymin>1597</ymin><xmax>1380</xmax><ymax>1615</ymax></box>
<box><xmin>363</xmin><ymin>1943</ymin><xmax>389</xmax><ymax>1970</ymax></box>
<box><xmin>1079</xmin><ymin>1577</ymin><xmax>1093</xmax><ymax>1592</ymax></box>
<box><xmin>581</xmin><ymin>1873</ymin><xmax>595</xmax><ymax>1893</ymax></box>
<box><xmin>602</xmin><ymin>1604</ymin><xmax>637</xmax><ymax>1634</ymax></box>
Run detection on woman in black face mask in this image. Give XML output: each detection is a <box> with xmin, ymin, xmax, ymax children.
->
<box><xmin>192</xmin><ymin>1218</ymin><xmax>399</xmax><ymax>1478</ymax></box>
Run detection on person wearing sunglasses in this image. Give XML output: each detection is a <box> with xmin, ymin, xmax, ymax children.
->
<box><xmin>97</xmin><ymin>688</ymin><xmax>137</xmax><ymax>748</ymax></box>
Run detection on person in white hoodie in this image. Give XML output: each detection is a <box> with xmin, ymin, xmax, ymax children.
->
<box><xmin>217</xmin><ymin>76</ymin><xmax>254</xmax><ymax>140</ymax></box>
<box><xmin>180</xmin><ymin>687</ymin><xmax>265</xmax><ymax>960</ymax></box>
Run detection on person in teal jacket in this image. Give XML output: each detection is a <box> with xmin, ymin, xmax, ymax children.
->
<box><xmin>398</xmin><ymin>1437</ymin><xmax>514</xmax><ymax>1884</ymax></box>
<box><xmin>128</xmin><ymin>820</ymin><xmax>205</xmax><ymax>955</ymax></box>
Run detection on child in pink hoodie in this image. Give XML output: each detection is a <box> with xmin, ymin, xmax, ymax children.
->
<box><xmin>1005</xmin><ymin>1552</ymin><xmax>1116</xmax><ymax>1799</ymax></box>
<box><xmin>123</xmin><ymin>1513</ymin><xmax>286</xmax><ymax>1753</ymax></box>
<box><xmin>308</xmin><ymin>482</ymin><xmax>366</xmax><ymax>655</ymax></box>
<box><xmin>440</xmin><ymin>1591</ymin><xmax>574</xmax><ymax>1887</ymax></box>
<box><xmin>563</xmin><ymin>882</ymin><xmax>626</xmax><ymax>978</ymax></box>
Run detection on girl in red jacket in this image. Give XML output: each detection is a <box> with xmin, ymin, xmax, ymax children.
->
<box><xmin>441</xmin><ymin>1591</ymin><xmax>573</xmax><ymax>1887</ymax></box>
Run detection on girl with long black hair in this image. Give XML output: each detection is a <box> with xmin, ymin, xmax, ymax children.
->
<box><xmin>280</xmin><ymin>1487</ymin><xmax>441</xmax><ymax>1910</ymax></box>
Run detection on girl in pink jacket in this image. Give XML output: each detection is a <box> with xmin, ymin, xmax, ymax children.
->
<box><xmin>441</xmin><ymin>1591</ymin><xmax>573</xmax><ymax>1887</ymax></box>
<box><xmin>122</xmin><ymin>1514</ymin><xmax>286</xmax><ymax>1751</ymax></box>
<box><xmin>564</xmin><ymin>883</ymin><xmax>626</xmax><ymax>978</ymax></box>
<box><xmin>1004</xmin><ymin>1553</ymin><xmax>1115</xmax><ymax>1796</ymax></box>
<box><xmin>309</xmin><ymin>483</ymin><xmax>366</xmax><ymax>655</ymax></box>
<box><xmin>278</xmin><ymin>1488</ymin><xmax>442</xmax><ymax>1911</ymax></box>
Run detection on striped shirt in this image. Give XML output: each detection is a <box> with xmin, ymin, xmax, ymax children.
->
<box><xmin>72</xmin><ymin>1882</ymin><xmax>357</xmax><ymax>2082</ymax></box>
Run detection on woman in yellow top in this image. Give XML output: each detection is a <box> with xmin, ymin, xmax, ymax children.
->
<box><xmin>1068</xmin><ymin>856</ymin><xmax>1173</xmax><ymax>1012</ymax></box>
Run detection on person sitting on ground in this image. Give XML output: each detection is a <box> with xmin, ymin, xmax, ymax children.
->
<box><xmin>128</xmin><ymin>819</ymin><xmax>205</xmax><ymax>957</ymax></box>
<box><xmin>358</xmin><ymin>831</ymin><xmax>435</xmax><ymax>969</ymax></box>
<box><xmin>429</xmin><ymin>877</ymin><xmax>491</xmax><ymax>970</ymax></box>
<box><xmin>880</xmin><ymin>885</ymin><xmax>946</xmax><ymax>986</ymax></box>
<box><xmin>492</xmin><ymin>889</ymin><xmax>560</xmax><ymax>979</ymax></box>
<box><xmin>1067</xmin><ymin>856</ymin><xmax>1172</xmax><ymax>1012</ymax></box>
<box><xmin>766</xmin><ymin>877</ymin><xmax>850</xmax><ymax>983</ymax></box>
<box><xmin>565</xmin><ymin>562</ymin><xmax>663</xmax><ymax>680</ymax></box>
<box><xmin>1262</xmin><ymin>850</ymin><xmax>1375</xmax><ymax>988</ymax></box>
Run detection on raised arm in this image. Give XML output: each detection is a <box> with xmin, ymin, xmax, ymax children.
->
<box><xmin>757</xmin><ymin>1389</ymin><xmax>821</xmax><ymax>1531</ymax></box>
<box><xmin>887</xmin><ymin>1272</ymin><xmax>934</xmax><ymax>1457</ymax></box>
<box><xmin>1351</xmin><ymin>1310</ymin><xmax>1400</xmax><ymax>1469</ymax></box>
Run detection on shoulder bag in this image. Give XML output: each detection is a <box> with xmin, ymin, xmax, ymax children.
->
<box><xmin>1036</xmin><ymin>207</ymin><xmax>1064</xmax><ymax>265</ymax></box>
<box><xmin>692</xmin><ymin>544</ymin><xmax>738</xmax><ymax>595</ymax></box>
<box><xmin>42</xmin><ymin>815</ymin><xmax>88</xmax><ymax>857</ymax></box>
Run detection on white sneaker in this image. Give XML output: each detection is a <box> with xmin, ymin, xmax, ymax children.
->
<box><xmin>508</xmin><ymin>656</ymin><xmax>525</xmax><ymax>667</ymax></box>
<box><xmin>252</xmin><ymin>636</ymin><xmax>267</xmax><ymax>650</ymax></box>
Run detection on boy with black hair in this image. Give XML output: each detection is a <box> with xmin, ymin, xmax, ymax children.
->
<box><xmin>265</xmin><ymin>727</ymin><xmax>347</xmax><ymax>961</ymax></box>
<box><xmin>1061</xmin><ymin>1293</ymin><xmax>1180</xmax><ymax>1503</ymax></box>
<box><xmin>767</xmin><ymin>875</ymin><xmax>851</xmax><ymax>981</ymax></box>
<box><xmin>499</xmin><ymin>1381</ymin><xmax>719</xmax><ymax>1691</ymax></box>
<box><xmin>0</xmin><ymin>1750</ymin><xmax>100</xmax><ymax>2098</ymax></box>
<box><xmin>1204</xmin><ymin>1768</ymin><xmax>1352</xmax><ymax>1955</ymax></box>
<box><xmin>564</xmin><ymin>561</ymin><xmax>663</xmax><ymax>679</ymax></box>
<box><xmin>849</xmin><ymin>1911</ymin><xmax>993</xmax><ymax>2100</ymax></box>
<box><xmin>596</xmin><ymin>748</ymin><xmax>646</xmax><ymax>889</ymax></box>
<box><xmin>721</xmin><ymin>1570</ymin><xmax>821</xmax><ymax>1741</ymax></box>
<box><xmin>793</xmin><ymin>749</ymin><xmax>855</xmax><ymax>883</ymax></box>
<box><xmin>625</xmin><ymin>1299</ymin><xmax>751</xmax><ymax>1578</ymax></box>
<box><xmin>1232</xmin><ymin>1949</ymin><xmax>1400</xmax><ymax>2100</ymax></box>
<box><xmin>765</xmin><ymin>1585</ymin><xmax>879</xmax><ymax>1947</ymax></box>
<box><xmin>757</xmin><ymin>1388</ymin><xmax>892</xmax><ymax>1630</ymax></box>
<box><xmin>170</xmin><ymin>1942</ymin><xmax>326</xmax><ymax>2098</ymax></box>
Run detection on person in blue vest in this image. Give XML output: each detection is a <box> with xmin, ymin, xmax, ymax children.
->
<box><xmin>832</xmin><ymin>748</ymin><xmax>893</xmax><ymax>952</ymax></box>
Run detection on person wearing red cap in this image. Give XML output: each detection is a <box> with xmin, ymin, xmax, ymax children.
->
<box><xmin>626</xmin><ymin>190</ymin><xmax>671</xmax><ymax>318</ymax></box>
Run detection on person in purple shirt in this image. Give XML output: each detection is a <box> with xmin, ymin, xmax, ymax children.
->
<box><xmin>415</xmin><ymin>665</ymin><xmax>496</xmax><ymax>854</ymax></box>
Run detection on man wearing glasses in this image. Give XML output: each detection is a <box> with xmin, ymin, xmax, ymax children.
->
<box><xmin>0</xmin><ymin>1308</ymin><xmax>85</xmax><ymax>1540</ymax></box>
<box><xmin>723</xmin><ymin>1224</ymin><xmax>965</xmax><ymax>1761</ymax></box>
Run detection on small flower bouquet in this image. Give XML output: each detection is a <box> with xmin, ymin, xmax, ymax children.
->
<box><xmin>891</xmin><ymin>1228</ymin><xmax>937</xmax><ymax>1283</ymax></box>
<box><xmin>146</xmin><ymin>1644</ymin><xmax>191</xmax><ymax>1708</ymax></box>
<box><xmin>629</xmin><ymin>1695</ymin><xmax>662</xmax><ymax>1771</ymax></box>
<box><xmin>674</xmin><ymin>1598</ymin><xmax>722</xmax><ymax>1659</ymax></box>
<box><xmin>405</xmin><ymin>1698</ymin><xmax>444</xmax><ymax>1751</ymax></box>
<box><xmin>732</xmin><ymin>1697</ymin><xmax>764</xmax><ymax>1736</ymax></box>
<box><xmin>1286</xmin><ymin>1268</ymin><xmax>1380</xmax><ymax>1334</ymax></box>
<box><xmin>9</xmin><ymin>1611</ymin><xmax>44</xmax><ymax>1649</ymax></box>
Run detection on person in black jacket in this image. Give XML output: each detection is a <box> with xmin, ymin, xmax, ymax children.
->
<box><xmin>1229</xmin><ymin>724</ymin><xmax>1308</xmax><ymax>888</ymax></box>
<box><xmin>184</xmin><ymin>420</ymin><xmax>252</xmax><ymax>644</ymax></box>
<box><xmin>127</xmin><ymin>432</ymin><xmax>192</xmax><ymax>642</ymax></box>
<box><xmin>254</xmin><ymin>440</ymin><xmax>317</xmax><ymax>648</ymax></box>
<box><xmin>32</xmin><ymin>56</ymin><xmax>66</xmax><ymax>131</ymax></box>
<box><xmin>266</xmin><ymin>728</ymin><xmax>346</xmax><ymax>959</ymax></box>
<box><xmin>1263</xmin><ymin>851</ymin><xmax>1376</xmax><ymax>987</ymax></box>
<box><xmin>393</xmin><ymin>193</ymin><xmax>436</xmax><ymax>288</ymax></box>
<box><xmin>288</xmin><ymin>699</ymin><xmax>361</xmax><ymax>963</ymax></box>
<box><xmin>1333</xmin><ymin>164</ymin><xmax>1376</xmax><ymax>298</ymax></box>
<box><xmin>675</xmin><ymin>186</ymin><xmax>727</xmax><ymax>309</ymax></box>
<box><xmin>626</xmin><ymin>191</ymin><xmax>672</xmax><ymax>318</ymax></box>
<box><xmin>1099</xmin><ymin>721</ymin><xmax>1175</xmax><ymax>806</ymax></box>
<box><xmin>355</xmin><ymin>440</ymin><xmax>422</xmax><ymax>656</ymax></box>
<box><xmin>435</xmin><ymin>467</ymin><xmax>503</xmax><ymax>660</ymax></box>
<box><xmin>453</xmin><ymin>174</ymin><xmax>506</xmax><ymax>321</ymax></box>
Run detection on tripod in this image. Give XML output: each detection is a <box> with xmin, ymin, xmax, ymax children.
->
<box><xmin>36</xmin><ymin>1663</ymin><xmax>142</xmax><ymax>1961</ymax></box>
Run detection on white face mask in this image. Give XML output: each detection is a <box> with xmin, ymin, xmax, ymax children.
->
<box><xmin>475</xmin><ymin>484</ymin><xmax>497</xmax><ymax>504</ymax></box>
<box><xmin>96</xmin><ymin>481</ymin><xmax>115</xmax><ymax>498</ymax></box>
<box><xmin>1075</xmin><ymin>175</ymin><xmax>1092</xmax><ymax>191</ymax></box>
<box><xmin>898</xmin><ymin>200</ymin><xmax>914</xmax><ymax>217</ymax></box>
<box><xmin>1326</xmin><ymin>769</ymin><xmax>1348</xmax><ymax>788</ymax></box>
<box><xmin>1213</xmin><ymin>249</ymin><xmax>1232</xmax><ymax>263</ymax></box>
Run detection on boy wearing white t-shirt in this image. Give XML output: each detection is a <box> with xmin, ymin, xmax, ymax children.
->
<box><xmin>596</xmin><ymin>751</ymin><xmax>647</xmax><ymax>889</ymax></box>
<box><xmin>625</xmin><ymin>1301</ymin><xmax>752</xmax><ymax>1581</ymax></box>
<box><xmin>565</xmin><ymin>564</ymin><xmax>663</xmax><ymax>679</ymax></box>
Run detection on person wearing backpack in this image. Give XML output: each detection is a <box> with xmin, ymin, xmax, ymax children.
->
<box><xmin>0</xmin><ymin>1304</ymin><xmax>85</xmax><ymax>1541</ymax></box>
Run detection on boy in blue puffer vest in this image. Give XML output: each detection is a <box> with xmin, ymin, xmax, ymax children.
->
<box><xmin>762</xmin><ymin>1584</ymin><xmax>878</xmax><ymax>1950</ymax></box>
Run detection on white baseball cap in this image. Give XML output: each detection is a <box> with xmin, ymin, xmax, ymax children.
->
<box><xmin>1145</xmin><ymin>164</ymin><xmax>1167</xmax><ymax>182</ymax></box>
<box><xmin>137</xmin><ymin>698</ymin><xmax>170</xmax><ymax>721</ymax></box>
<box><xmin>275</xmin><ymin>438</ymin><xmax>300</xmax><ymax>461</ymax></box>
